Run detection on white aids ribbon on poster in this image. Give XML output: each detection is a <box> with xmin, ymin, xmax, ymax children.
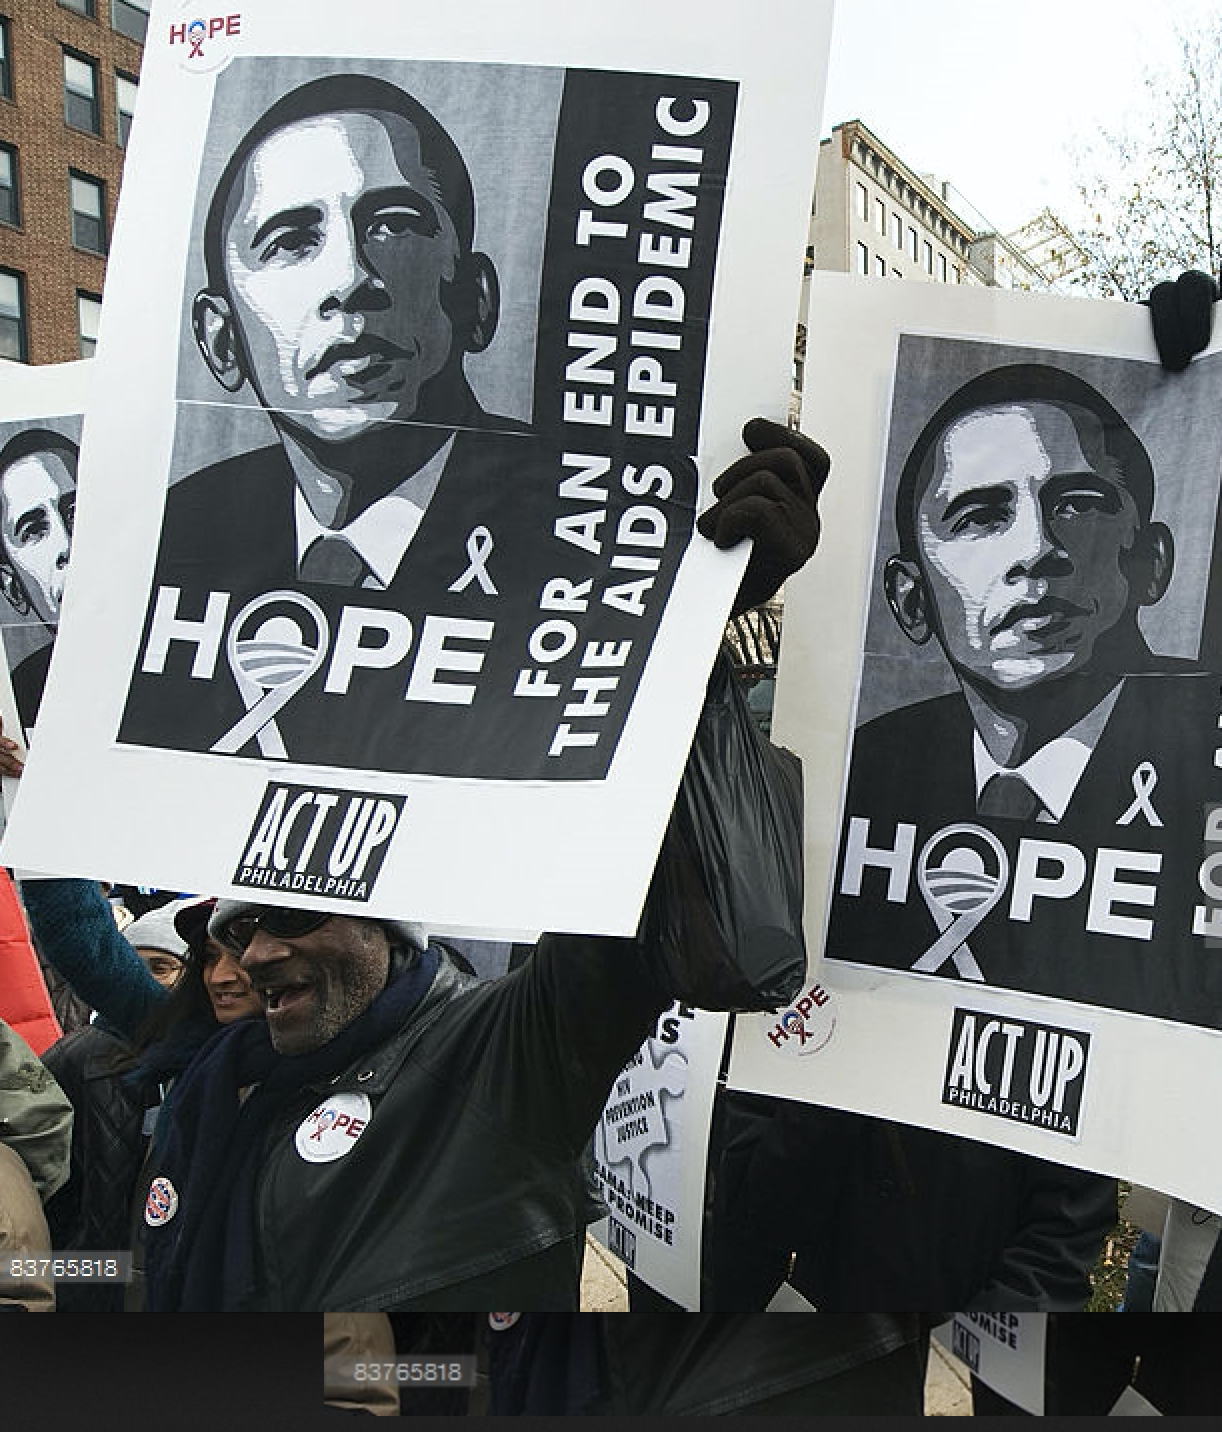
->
<box><xmin>729</xmin><ymin>274</ymin><xmax>1222</xmax><ymax>1212</ymax></box>
<box><xmin>590</xmin><ymin>1002</ymin><xmax>728</xmax><ymax>1308</ymax></box>
<box><xmin>0</xmin><ymin>0</ymin><xmax>834</xmax><ymax>940</ymax></box>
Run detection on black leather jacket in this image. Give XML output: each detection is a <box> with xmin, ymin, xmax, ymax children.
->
<box><xmin>136</xmin><ymin>658</ymin><xmax>804</xmax><ymax>1311</ymax></box>
<box><xmin>225</xmin><ymin>933</ymin><xmax>673</xmax><ymax>1310</ymax></box>
<box><xmin>736</xmin><ymin>1101</ymin><xmax>1116</xmax><ymax>1312</ymax></box>
<box><xmin>42</xmin><ymin>1023</ymin><xmax>149</xmax><ymax>1311</ymax></box>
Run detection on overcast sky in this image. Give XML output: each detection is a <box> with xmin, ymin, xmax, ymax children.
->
<box><xmin>821</xmin><ymin>0</ymin><xmax>1215</xmax><ymax>233</ymax></box>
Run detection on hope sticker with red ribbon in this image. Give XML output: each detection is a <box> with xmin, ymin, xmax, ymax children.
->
<box><xmin>294</xmin><ymin>1091</ymin><xmax>373</xmax><ymax>1163</ymax></box>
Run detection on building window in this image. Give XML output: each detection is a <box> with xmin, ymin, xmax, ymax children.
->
<box><xmin>63</xmin><ymin>51</ymin><xmax>100</xmax><ymax>134</ymax></box>
<box><xmin>115</xmin><ymin>70</ymin><xmax>137</xmax><ymax>147</ymax></box>
<box><xmin>891</xmin><ymin>212</ymin><xmax>902</xmax><ymax>249</ymax></box>
<box><xmin>60</xmin><ymin>0</ymin><xmax>96</xmax><ymax>15</ymax></box>
<box><xmin>111</xmin><ymin>0</ymin><xmax>149</xmax><ymax>42</ymax></box>
<box><xmin>908</xmin><ymin>227</ymin><xmax>918</xmax><ymax>262</ymax></box>
<box><xmin>856</xmin><ymin>241</ymin><xmax>870</xmax><ymax>276</ymax></box>
<box><xmin>0</xmin><ymin>144</ymin><xmax>17</xmax><ymax>226</ymax></box>
<box><xmin>77</xmin><ymin>290</ymin><xmax>101</xmax><ymax>357</ymax></box>
<box><xmin>952</xmin><ymin>265</ymin><xmax>962</xmax><ymax>284</ymax></box>
<box><xmin>923</xmin><ymin>239</ymin><xmax>934</xmax><ymax>275</ymax></box>
<box><xmin>938</xmin><ymin>253</ymin><xmax>948</xmax><ymax>282</ymax></box>
<box><xmin>70</xmin><ymin>171</ymin><xmax>106</xmax><ymax>252</ymax></box>
<box><xmin>0</xmin><ymin>18</ymin><xmax>11</xmax><ymax>101</ymax></box>
<box><xmin>892</xmin><ymin>267</ymin><xmax>903</xmax><ymax>278</ymax></box>
<box><xmin>0</xmin><ymin>269</ymin><xmax>26</xmax><ymax>361</ymax></box>
<box><xmin>875</xmin><ymin>197</ymin><xmax>886</xmax><ymax>235</ymax></box>
<box><xmin>855</xmin><ymin>182</ymin><xmax>868</xmax><ymax>222</ymax></box>
<box><xmin>874</xmin><ymin>253</ymin><xmax>886</xmax><ymax>277</ymax></box>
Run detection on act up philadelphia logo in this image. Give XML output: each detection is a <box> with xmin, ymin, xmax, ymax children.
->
<box><xmin>941</xmin><ymin>1007</ymin><xmax>1091</xmax><ymax>1137</ymax></box>
<box><xmin>233</xmin><ymin>782</ymin><xmax>406</xmax><ymax>903</ymax></box>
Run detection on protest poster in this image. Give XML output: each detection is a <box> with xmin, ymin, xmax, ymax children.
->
<box><xmin>0</xmin><ymin>361</ymin><xmax>90</xmax><ymax>754</ymax></box>
<box><xmin>590</xmin><ymin>1001</ymin><xmax>728</xmax><ymax>1308</ymax></box>
<box><xmin>0</xmin><ymin>0</ymin><xmax>834</xmax><ymax>937</ymax></box>
<box><xmin>729</xmin><ymin>273</ymin><xmax>1222</xmax><ymax>1211</ymax></box>
<box><xmin>936</xmin><ymin>1313</ymin><xmax>1045</xmax><ymax>1416</ymax></box>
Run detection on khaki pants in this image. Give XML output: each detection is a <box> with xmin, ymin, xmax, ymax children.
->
<box><xmin>0</xmin><ymin>1142</ymin><xmax>54</xmax><ymax>1311</ymax></box>
<box><xmin>323</xmin><ymin>1312</ymin><xmax>401</xmax><ymax>1416</ymax></box>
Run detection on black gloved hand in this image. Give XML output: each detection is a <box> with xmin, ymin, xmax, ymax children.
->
<box><xmin>1147</xmin><ymin>269</ymin><xmax>1219</xmax><ymax>372</ymax></box>
<box><xmin>697</xmin><ymin>417</ymin><xmax>829</xmax><ymax>617</ymax></box>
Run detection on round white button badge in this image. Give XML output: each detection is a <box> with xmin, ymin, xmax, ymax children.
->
<box><xmin>295</xmin><ymin>1091</ymin><xmax>373</xmax><ymax>1164</ymax></box>
<box><xmin>144</xmin><ymin>1175</ymin><xmax>179</xmax><ymax>1226</ymax></box>
<box><xmin>764</xmin><ymin>984</ymin><xmax>838</xmax><ymax>1058</ymax></box>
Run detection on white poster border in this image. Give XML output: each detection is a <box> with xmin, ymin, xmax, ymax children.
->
<box><xmin>0</xmin><ymin>360</ymin><xmax>93</xmax><ymax>824</ymax></box>
<box><xmin>590</xmin><ymin>1004</ymin><xmax>728</xmax><ymax>1309</ymax></box>
<box><xmin>728</xmin><ymin>274</ymin><xmax>1222</xmax><ymax>1213</ymax></box>
<box><xmin>1</xmin><ymin>1</ymin><xmax>834</xmax><ymax>939</ymax></box>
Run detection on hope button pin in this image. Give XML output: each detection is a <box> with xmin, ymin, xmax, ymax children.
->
<box><xmin>295</xmin><ymin>1091</ymin><xmax>373</xmax><ymax>1163</ymax></box>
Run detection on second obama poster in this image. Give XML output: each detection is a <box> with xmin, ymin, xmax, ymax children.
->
<box><xmin>732</xmin><ymin>274</ymin><xmax>1222</xmax><ymax>1210</ymax></box>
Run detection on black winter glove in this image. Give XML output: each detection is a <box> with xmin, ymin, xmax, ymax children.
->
<box><xmin>1147</xmin><ymin>269</ymin><xmax>1218</xmax><ymax>372</ymax></box>
<box><xmin>697</xmin><ymin>417</ymin><xmax>829</xmax><ymax>617</ymax></box>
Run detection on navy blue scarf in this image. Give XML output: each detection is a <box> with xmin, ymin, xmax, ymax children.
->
<box><xmin>144</xmin><ymin>948</ymin><xmax>440</xmax><ymax>1310</ymax></box>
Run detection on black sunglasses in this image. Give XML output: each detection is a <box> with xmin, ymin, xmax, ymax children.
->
<box><xmin>220</xmin><ymin>907</ymin><xmax>332</xmax><ymax>951</ymax></box>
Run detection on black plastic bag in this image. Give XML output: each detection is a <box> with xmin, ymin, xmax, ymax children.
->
<box><xmin>642</xmin><ymin>651</ymin><xmax>807</xmax><ymax>1011</ymax></box>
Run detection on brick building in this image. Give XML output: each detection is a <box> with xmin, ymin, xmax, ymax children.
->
<box><xmin>0</xmin><ymin>0</ymin><xmax>146</xmax><ymax>365</ymax></box>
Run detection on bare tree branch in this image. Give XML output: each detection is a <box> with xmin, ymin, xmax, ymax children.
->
<box><xmin>1060</xmin><ymin>19</ymin><xmax>1222</xmax><ymax>297</ymax></box>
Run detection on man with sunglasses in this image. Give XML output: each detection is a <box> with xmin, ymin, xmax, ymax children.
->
<box><xmin>132</xmin><ymin>417</ymin><xmax>827</xmax><ymax>1312</ymax></box>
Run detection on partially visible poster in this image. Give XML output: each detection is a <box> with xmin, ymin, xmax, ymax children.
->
<box><xmin>0</xmin><ymin>361</ymin><xmax>91</xmax><ymax>751</ymax></box>
<box><xmin>729</xmin><ymin>275</ymin><xmax>1222</xmax><ymax>1212</ymax></box>
<box><xmin>590</xmin><ymin>1002</ymin><xmax>727</xmax><ymax>1309</ymax></box>
<box><xmin>936</xmin><ymin>1313</ymin><xmax>1046</xmax><ymax>1416</ymax></box>
<box><xmin>2</xmin><ymin>0</ymin><xmax>834</xmax><ymax>939</ymax></box>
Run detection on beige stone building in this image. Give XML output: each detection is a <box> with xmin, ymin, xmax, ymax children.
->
<box><xmin>793</xmin><ymin>118</ymin><xmax>1084</xmax><ymax>400</ymax></box>
<box><xmin>810</xmin><ymin>118</ymin><xmax>978</xmax><ymax>290</ymax></box>
<box><xmin>795</xmin><ymin>119</ymin><xmax>979</xmax><ymax>400</ymax></box>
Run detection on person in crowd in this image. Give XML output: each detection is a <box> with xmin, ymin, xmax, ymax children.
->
<box><xmin>36</xmin><ymin>899</ymin><xmax>205</xmax><ymax>1309</ymax></box>
<box><xmin>0</xmin><ymin>1016</ymin><xmax>72</xmax><ymax>1310</ymax></box>
<box><xmin>967</xmin><ymin>1311</ymin><xmax>1222</xmax><ymax>1415</ymax></box>
<box><xmin>125</xmin><ymin>903</ymin><xmax>189</xmax><ymax>990</ymax></box>
<box><xmin>722</xmin><ymin>1099</ymin><xmax>1115</xmax><ymax>1314</ymax></box>
<box><xmin>482</xmin><ymin>1312</ymin><xmax>931</xmax><ymax>1416</ymax></box>
<box><xmin>10</xmin><ymin>873</ymin><xmax>260</xmax><ymax>1048</ymax></box>
<box><xmin>34</xmin><ymin>945</ymin><xmax>92</xmax><ymax>1037</ymax></box>
<box><xmin>0</xmin><ymin>1143</ymin><xmax>55</xmax><ymax>1310</ymax></box>
<box><xmin>112</xmin><ymin>416</ymin><xmax>828</xmax><ymax>1311</ymax></box>
<box><xmin>0</xmin><ymin>799</ymin><xmax>267</xmax><ymax>1309</ymax></box>
<box><xmin>323</xmin><ymin>1313</ymin><xmax>401</xmax><ymax>1416</ymax></box>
